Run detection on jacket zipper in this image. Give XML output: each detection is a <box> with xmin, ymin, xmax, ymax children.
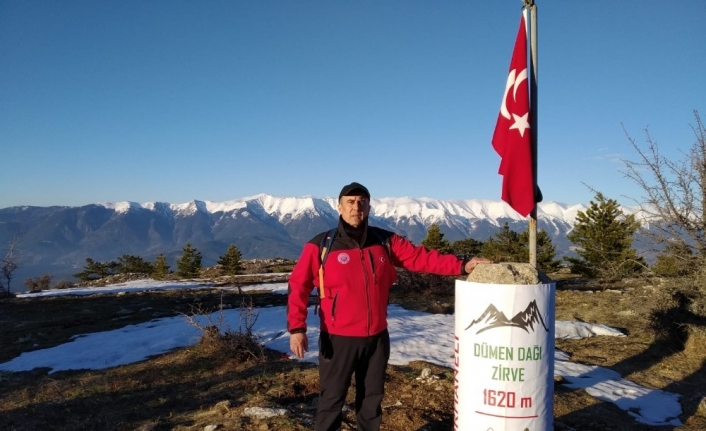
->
<box><xmin>368</xmin><ymin>250</ymin><xmax>377</xmax><ymax>283</ymax></box>
<box><xmin>362</xmin><ymin>248</ymin><xmax>372</xmax><ymax>336</ymax></box>
<box><xmin>331</xmin><ymin>292</ymin><xmax>338</xmax><ymax>323</ymax></box>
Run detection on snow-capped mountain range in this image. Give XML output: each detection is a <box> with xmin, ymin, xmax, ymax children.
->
<box><xmin>1</xmin><ymin>194</ymin><xmax>596</xmax><ymax>285</ymax></box>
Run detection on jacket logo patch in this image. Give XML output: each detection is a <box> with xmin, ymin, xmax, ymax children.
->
<box><xmin>338</xmin><ymin>253</ymin><xmax>351</xmax><ymax>264</ymax></box>
<box><xmin>380</xmin><ymin>256</ymin><xmax>386</xmax><ymax>264</ymax></box>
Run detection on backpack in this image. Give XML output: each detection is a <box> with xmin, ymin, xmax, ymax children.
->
<box><xmin>317</xmin><ymin>227</ymin><xmax>392</xmax><ymax>300</ymax></box>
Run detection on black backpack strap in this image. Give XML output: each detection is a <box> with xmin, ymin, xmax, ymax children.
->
<box><xmin>369</xmin><ymin>227</ymin><xmax>392</xmax><ymax>260</ymax></box>
<box><xmin>317</xmin><ymin>227</ymin><xmax>337</xmax><ymax>299</ymax></box>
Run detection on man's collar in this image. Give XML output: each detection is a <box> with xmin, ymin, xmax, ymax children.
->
<box><xmin>338</xmin><ymin>216</ymin><xmax>368</xmax><ymax>243</ymax></box>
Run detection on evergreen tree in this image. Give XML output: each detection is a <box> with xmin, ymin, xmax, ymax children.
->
<box><xmin>450</xmin><ymin>237</ymin><xmax>484</xmax><ymax>259</ymax></box>
<box><xmin>565</xmin><ymin>192</ymin><xmax>645</xmax><ymax>279</ymax></box>
<box><xmin>518</xmin><ymin>229</ymin><xmax>561</xmax><ymax>273</ymax></box>
<box><xmin>115</xmin><ymin>254</ymin><xmax>154</xmax><ymax>274</ymax></box>
<box><xmin>480</xmin><ymin>223</ymin><xmax>524</xmax><ymax>262</ymax></box>
<box><xmin>478</xmin><ymin>223</ymin><xmax>560</xmax><ymax>272</ymax></box>
<box><xmin>73</xmin><ymin>258</ymin><xmax>118</xmax><ymax>281</ymax></box>
<box><xmin>421</xmin><ymin>223</ymin><xmax>451</xmax><ymax>253</ymax></box>
<box><xmin>176</xmin><ymin>243</ymin><xmax>202</xmax><ymax>278</ymax></box>
<box><xmin>218</xmin><ymin>244</ymin><xmax>243</xmax><ymax>276</ymax></box>
<box><xmin>152</xmin><ymin>254</ymin><xmax>170</xmax><ymax>280</ymax></box>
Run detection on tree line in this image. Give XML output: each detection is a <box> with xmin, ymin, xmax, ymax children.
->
<box><xmin>70</xmin><ymin>242</ymin><xmax>244</xmax><ymax>282</ymax></box>
<box><xmin>419</xmin><ymin>191</ymin><xmax>647</xmax><ymax>279</ymax></box>
<box><xmin>11</xmin><ymin>185</ymin><xmax>704</xmax><ymax>292</ymax></box>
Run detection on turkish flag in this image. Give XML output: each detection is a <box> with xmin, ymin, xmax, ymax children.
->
<box><xmin>492</xmin><ymin>13</ymin><xmax>535</xmax><ymax>217</ymax></box>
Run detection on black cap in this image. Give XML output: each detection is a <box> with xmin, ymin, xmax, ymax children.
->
<box><xmin>338</xmin><ymin>182</ymin><xmax>370</xmax><ymax>201</ymax></box>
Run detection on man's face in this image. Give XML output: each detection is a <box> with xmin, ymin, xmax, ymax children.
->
<box><xmin>337</xmin><ymin>195</ymin><xmax>370</xmax><ymax>228</ymax></box>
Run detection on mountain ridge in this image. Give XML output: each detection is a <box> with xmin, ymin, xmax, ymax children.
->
<box><xmin>0</xmin><ymin>194</ymin><xmax>598</xmax><ymax>287</ymax></box>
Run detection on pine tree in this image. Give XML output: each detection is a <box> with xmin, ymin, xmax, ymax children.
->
<box><xmin>450</xmin><ymin>237</ymin><xmax>484</xmax><ymax>259</ymax></box>
<box><xmin>152</xmin><ymin>254</ymin><xmax>170</xmax><ymax>280</ymax></box>
<box><xmin>73</xmin><ymin>258</ymin><xmax>118</xmax><ymax>281</ymax></box>
<box><xmin>218</xmin><ymin>244</ymin><xmax>243</xmax><ymax>276</ymax></box>
<box><xmin>480</xmin><ymin>223</ymin><xmax>524</xmax><ymax>262</ymax></box>
<box><xmin>421</xmin><ymin>223</ymin><xmax>451</xmax><ymax>253</ymax></box>
<box><xmin>177</xmin><ymin>243</ymin><xmax>202</xmax><ymax>278</ymax></box>
<box><xmin>478</xmin><ymin>223</ymin><xmax>560</xmax><ymax>272</ymax></box>
<box><xmin>518</xmin><ymin>229</ymin><xmax>561</xmax><ymax>273</ymax></box>
<box><xmin>565</xmin><ymin>192</ymin><xmax>645</xmax><ymax>279</ymax></box>
<box><xmin>115</xmin><ymin>255</ymin><xmax>154</xmax><ymax>274</ymax></box>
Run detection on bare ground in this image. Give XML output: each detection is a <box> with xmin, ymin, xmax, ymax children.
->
<box><xmin>1</xmin><ymin>274</ymin><xmax>705</xmax><ymax>431</ymax></box>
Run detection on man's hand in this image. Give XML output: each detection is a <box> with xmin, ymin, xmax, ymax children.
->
<box><xmin>464</xmin><ymin>256</ymin><xmax>492</xmax><ymax>274</ymax></box>
<box><xmin>290</xmin><ymin>332</ymin><xmax>308</xmax><ymax>359</ymax></box>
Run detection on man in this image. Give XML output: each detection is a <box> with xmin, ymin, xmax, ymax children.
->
<box><xmin>287</xmin><ymin>182</ymin><xmax>489</xmax><ymax>431</ymax></box>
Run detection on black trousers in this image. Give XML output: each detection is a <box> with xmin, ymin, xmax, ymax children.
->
<box><xmin>315</xmin><ymin>330</ymin><xmax>391</xmax><ymax>431</ymax></box>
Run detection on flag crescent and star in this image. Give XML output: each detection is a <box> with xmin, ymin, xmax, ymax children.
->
<box><xmin>491</xmin><ymin>12</ymin><xmax>536</xmax><ymax>218</ymax></box>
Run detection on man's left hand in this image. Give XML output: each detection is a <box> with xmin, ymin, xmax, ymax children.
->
<box><xmin>464</xmin><ymin>256</ymin><xmax>492</xmax><ymax>274</ymax></box>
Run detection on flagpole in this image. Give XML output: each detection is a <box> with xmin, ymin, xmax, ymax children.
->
<box><xmin>525</xmin><ymin>0</ymin><xmax>538</xmax><ymax>269</ymax></box>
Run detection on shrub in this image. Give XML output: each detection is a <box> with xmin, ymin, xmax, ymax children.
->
<box><xmin>23</xmin><ymin>274</ymin><xmax>52</xmax><ymax>292</ymax></box>
<box><xmin>52</xmin><ymin>280</ymin><xmax>74</xmax><ymax>290</ymax></box>
<box><xmin>183</xmin><ymin>296</ymin><xmax>265</xmax><ymax>362</ymax></box>
<box><xmin>651</xmin><ymin>240</ymin><xmax>697</xmax><ymax>277</ymax></box>
<box><xmin>271</xmin><ymin>264</ymin><xmax>295</xmax><ymax>273</ymax></box>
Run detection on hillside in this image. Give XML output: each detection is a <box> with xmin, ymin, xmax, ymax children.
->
<box><xmin>0</xmin><ymin>273</ymin><xmax>705</xmax><ymax>430</ymax></box>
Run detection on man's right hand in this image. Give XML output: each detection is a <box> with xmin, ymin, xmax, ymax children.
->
<box><xmin>290</xmin><ymin>332</ymin><xmax>308</xmax><ymax>359</ymax></box>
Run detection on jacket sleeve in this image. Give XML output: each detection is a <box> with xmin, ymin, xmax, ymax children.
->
<box><xmin>287</xmin><ymin>242</ymin><xmax>320</xmax><ymax>334</ymax></box>
<box><xmin>389</xmin><ymin>234</ymin><xmax>463</xmax><ymax>276</ymax></box>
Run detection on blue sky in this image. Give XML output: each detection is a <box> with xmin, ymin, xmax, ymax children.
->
<box><xmin>1</xmin><ymin>1</ymin><xmax>704</xmax><ymax>208</ymax></box>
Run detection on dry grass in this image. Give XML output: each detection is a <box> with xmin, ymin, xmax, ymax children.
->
<box><xmin>0</xmin><ymin>273</ymin><xmax>705</xmax><ymax>430</ymax></box>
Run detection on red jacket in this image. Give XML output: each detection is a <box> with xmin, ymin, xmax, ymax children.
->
<box><xmin>287</xmin><ymin>221</ymin><xmax>464</xmax><ymax>337</ymax></box>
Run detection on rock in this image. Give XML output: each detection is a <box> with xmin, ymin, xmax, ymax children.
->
<box><xmin>242</xmin><ymin>406</ymin><xmax>288</xmax><ymax>419</ymax></box>
<box><xmin>417</xmin><ymin>368</ymin><xmax>432</xmax><ymax>380</ymax></box>
<box><xmin>416</xmin><ymin>367</ymin><xmax>441</xmax><ymax>386</ymax></box>
<box><xmin>203</xmin><ymin>425</ymin><xmax>220</xmax><ymax>431</ymax></box>
<box><xmin>466</xmin><ymin>262</ymin><xmax>552</xmax><ymax>284</ymax></box>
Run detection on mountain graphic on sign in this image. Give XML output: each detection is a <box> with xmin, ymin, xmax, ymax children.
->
<box><xmin>464</xmin><ymin>300</ymin><xmax>549</xmax><ymax>334</ymax></box>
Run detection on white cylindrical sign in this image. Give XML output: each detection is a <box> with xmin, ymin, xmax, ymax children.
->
<box><xmin>454</xmin><ymin>280</ymin><xmax>555</xmax><ymax>430</ymax></box>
